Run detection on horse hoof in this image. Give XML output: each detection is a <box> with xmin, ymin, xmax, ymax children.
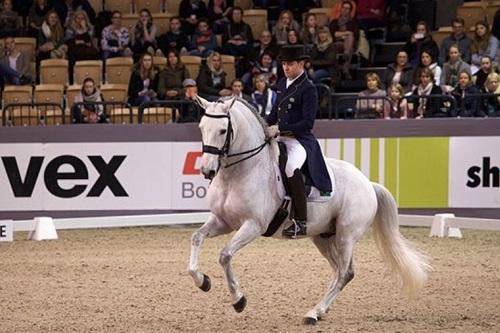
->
<box><xmin>199</xmin><ymin>274</ymin><xmax>211</xmax><ymax>292</ymax></box>
<box><xmin>303</xmin><ymin>317</ymin><xmax>317</xmax><ymax>325</ymax></box>
<box><xmin>233</xmin><ymin>296</ymin><xmax>247</xmax><ymax>313</ymax></box>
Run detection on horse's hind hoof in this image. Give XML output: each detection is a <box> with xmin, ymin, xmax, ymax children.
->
<box><xmin>303</xmin><ymin>317</ymin><xmax>317</xmax><ymax>325</ymax></box>
<box><xmin>199</xmin><ymin>274</ymin><xmax>211</xmax><ymax>292</ymax></box>
<box><xmin>233</xmin><ymin>296</ymin><xmax>247</xmax><ymax>313</ymax></box>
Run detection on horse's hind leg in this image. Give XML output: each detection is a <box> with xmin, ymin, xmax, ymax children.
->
<box><xmin>189</xmin><ymin>213</ymin><xmax>231</xmax><ymax>291</ymax></box>
<box><xmin>219</xmin><ymin>220</ymin><xmax>262</xmax><ymax>313</ymax></box>
<box><xmin>304</xmin><ymin>232</ymin><xmax>356</xmax><ymax>325</ymax></box>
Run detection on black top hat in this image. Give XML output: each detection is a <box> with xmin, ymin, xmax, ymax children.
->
<box><xmin>278</xmin><ymin>45</ymin><xmax>309</xmax><ymax>61</ymax></box>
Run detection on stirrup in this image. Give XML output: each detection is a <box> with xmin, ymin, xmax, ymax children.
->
<box><xmin>283</xmin><ymin>219</ymin><xmax>307</xmax><ymax>239</ymax></box>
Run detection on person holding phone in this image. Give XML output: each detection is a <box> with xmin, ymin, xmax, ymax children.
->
<box><xmin>403</xmin><ymin>21</ymin><xmax>439</xmax><ymax>68</ymax></box>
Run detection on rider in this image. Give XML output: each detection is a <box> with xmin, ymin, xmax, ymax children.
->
<box><xmin>267</xmin><ymin>45</ymin><xmax>332</xmax><ymax>238</ymax></box>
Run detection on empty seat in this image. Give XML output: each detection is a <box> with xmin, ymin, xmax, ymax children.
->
<box><xmin>308</xmin><ymin>8</ymin><xmax>330</xmax><ymax>27</ymax></box>
<box><xmin>74</xmin><ymin>60</ymin><xmax>103</xmax><ymax>86</ymax></box>
<box><xmin>40</xmin><ymin>59</ymin><xmax>69</xmax><ymax>85</ymax></box>
<box><xmin>486</xmin><ymin>5</ymin><xmax>500</xmax><ymax>23</ymax></box>
<box><xmin>181</xmin><ymin>55</ymin><xmax>202</xmax><ymax>80</ymax></box>
<box><xmin>153</xmin><ymin>56</ymin><xmax>167</xmax><ymax>69</ymax></box>
<box><xmin>331</xmin><ymin>93</ymin><xmax>358</xmax><ymax>119</ymax></box>
<box><xmin>87</xmin><ymin>0</ymin><xmax>103</xmax><ymax>12</ymax></box>
<box><xmin>34</xmin><ymin>84</ymin><xmax>65</xmax><ymax>125</ymax></box>
<box><xmin>104</xmin><ymin>0</ymin><xmax>133</xmax><ymax>13</ymax></box>
<box><xmin>234</xmin><ymin>0</ymin><xmax>253</xmax><ymax>10</ymax></box>
<box><xmin>140</xmin><ymin>107</ymin><xmax>173</xmax><ymax>124</ymax></box>
<box><xmin>457</xmin><ymin>5</ymin><xmax>486</xmax><ymax>30</ymax></box>
<box><xmin>66</xmin><ymin>84</ymin><xmax>81</xmax><ymax>110</ymax></box>
<box><xmin>100</xmin><ymin>84</ymin><xmax>129</xmax><ymax>103</ymax></box>
<box><xmin>243</xmin><ymin>9</ymin><xmax>268</xmax><ymax>40</ymax></box>
<box><xmin>165</xmin><ymin>0</ymin><xmax>180</xmax><ymax>15</ymax></box>
<box><xmin>2</xmin><ymin>86</ymin><xmax>33</xmax><ymax>126</ymax></box>
<box><xmin>136</xmin><ymin>0</ymin><xmax>165</xmax><ymax>13</ymax></box>
<box><xmin>152</xmin><ymin>12</ymin><xmax>173</xmax><ymax>35</ymax></box>
<box><xmin>121</xmin><ymin>14</ymin><xmax>139</xmax><ymax>34</ymax></box>
<box><xmin>14</xmin><ymin>37</ymin><xmax>37</xmax><ymax>62</ymax></box>
<box><xmin>221</xmin><ymin>55</ymin><xmax>236</xmax><ymax>85</ymax></box>
<box><xmin>105</xmin><ymin>57</ymin><xmax>134</xmax><ymax>84</ymax></box>
<box><xmin>431</xmin><ymin>30</ymin><xmax>452</xmax><ymax>50</ymax></box>
<box><xmin>371</xmin><ymin>42</ymin><xmax>405</xmax><ymax>67</ymax></box>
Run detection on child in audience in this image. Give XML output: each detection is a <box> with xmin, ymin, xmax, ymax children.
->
<box><xmin>384</xmin><ymin>83</ymin><xmax>409</xmax><ymax>119</ymax></box>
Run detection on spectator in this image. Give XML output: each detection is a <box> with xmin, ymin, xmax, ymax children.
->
<box><xmin>101</xmin><ymin>11</ymin><xmax>132</xmax><ymax>60</ymax></box>
<box><xmin>356</xmin><ymin>0</ymin><xmax>385</xmax><ymax>30</ymax></box>
<box><xmin>273</xmin><ymin>9</ymin><xmax>300</xmax><ymax>46</ymax></box>
<box><xmin>439</xmin><ymin>17</ymin><xmax>472</xmax><ymax>65</ymax></box>
<box><xmin>356</xmin><ymin>72</ymin><xmax>387</xmax><ymax>118</ymax></box>
<box><xmin>329</xmin><ymin>0</ymin><xmax>356</xmax><ymax>21</ymax></box>
<box><xmin>287</xmin><ymin>29</ymin><xmax>301</xmax><ymax>46</ymax></box>
<box><xmin>413</xmin><ymin>50</ymin><xmax>442</xmax><ymax>87</ymax></box>
<box><xmin>0</xmin><ymin>36</ymin><xmax>32</xmax><ymax>86</ymax></box>
<box><xmin>50</xmin><ymin>0</ymin><xmax>96</xmax><ymax>27</ymax></box>
<box><xmin>242</xmin><ymin>51</ymin><xmax>277</xmax><ymax>90</ymax></box>
<box><xmin>127</xmin><ymin>52</ymin><xmax>159</xmax><ymax>106</ymax></box>
<box><xmin>231</xmin><ymin>78</ymin><xmax>252</xmax><ymax>103</ymax></box>
<box><xmin>451</xmin><ymin>70</ymin><xmax>480</xmax><ymax>117</ymax></box>
<box><xmin>251</xmin><ymin>30</ymin><xmax>279</xmax><ymax>61</ymax></box>
<box><xmin>492</xmin><ymin>8</ymin><xmax>500</xmax><ymax>41</ymax></box>
<box><xmin>479</xmin><ymin>72</ymin><xmax>500</xmax><ymax>117</ymax></box>
<box><xmin>28</xmin><ymin>0</ymin><xmax>53</xmax><ymax>37</ymax></box>
<box><xmin>329</xmin><ymin>1</ymin><xmax>358</xmax><ymax>79</ymax></box>
<box><xmin>473</xmin><ymin>56</ymin><xmax>496</xmax><ymax>89</ymax></box>
<box><xmin>382</xmin><ymin>50</ymin><xmax>414</xmax><ymax>93</ymax></box>
<box><xmin>251</xmin><ymin>74</ymin><xmax>277</xmax><ymax>117</ymax></box>
<box><xmin>178</xmin><ymin>78</ymin><xmax>203</xmax><ymax>122</ymax></box>
<box><xmin>156</xmin><ymin>17</ymin><xmax>189</xmax><ymax>56</ymax></box>
<box><xmin>71</xmin><ymin>77</ymin><xmax>107</xmax><ymax>123</ymax></box>
<box><xmin>441</xmin><ymin>45</ymin><xmax>471</xmax><ymax>93</ymax></box>
<box><xmin>222</xmin><ymin>7</ymin><xmax>254</xmax><ymax>58</ymax></box>
<box><xmin>411</xmin><ymin>67</ymin><xmax>444</xmax><ymax>118</ymax></box>
<box><xmin>301</xmin><ymin>13</ymin><xmax>318</xmax><ymax>46</ymax></box>
<box><xmin>308</xmin><ymin>26</ymin><xmax>339</xmax><ymax>85</ymax></box>
<box><xmin>0</xmin><ymin>0</ymin><xmax>20</xmax><ymax>37</ymax></box>
<box><xmin>404</xmin><ymin>20</ymin><xmax>439</xmax><ymax>67</ymax></box>
<box><xmin>196</xmin><ymin>51</ymin><xmax>232</xmax><ymax>101</ymax></box>
<box><xmin>179</xmin><ymin>0</ymin><xmax>208</xmax><ymax>35</ymax></box>
<box><xmin>470</xmin><ymin>21</ymin><xmax>499</xmax><ymax>74</ymax></box>
<box><xmin>384</xmin><ymin>83</ymin><xmax>409</xmax><ymax>119</ymax></box>
<box><xmin>131</xmin><ymin>9</ymin><xmax>158</xmax><ymax>61</ymax></box>
<box><xmin>158</xmin><ymin>49</ymin><xmax>191</xmax><ymax>100</ymax></box>
<box><xmin>207</xmin><ymin>0</ymin><xmax>232</xmax><ymax>32</ymax></box>
<box><xmin>189</xmin><ymin>18</ymin><xmax>217</xmax><ymax>57</ymax></box>
<box><xmin>65</xmin><ymin>9</ymin><xmax>99</xmax><ymax>68</ymax></box>
<box><xmin>37</xmin><ymin>10</ymin><xmax>67</xmax><ymax>62</ymax></box>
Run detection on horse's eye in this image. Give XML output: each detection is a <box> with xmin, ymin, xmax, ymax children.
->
<box><xmin>220</xmin><ymin>129</ymin><xmax>227</xmax><ymax>135</ymax></box>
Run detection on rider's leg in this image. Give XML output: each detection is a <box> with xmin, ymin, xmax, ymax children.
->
<box><xmin>280</xmin><ymin>137</ymin><xmax>308</xmax><ymax>238</ymax></box>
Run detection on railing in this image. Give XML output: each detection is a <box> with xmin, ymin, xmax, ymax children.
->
<box><xmin>2</xmin><ymin>102</ymin><xmax>66</xmax><ymax>126</ymax></box>
<box><xmin>71</xmin><ymin>101</ymin><xmax>133</xmax><ymax>124</ymax></box>
<box><xmin>314</xmin><ymin>83</ymin><xmax>333</xmax><ymax>119</ymax></box>
<box><xmin>461</xmin><ymin>93</ymin><xmax>500</xmax><ymax>117</ymax></box>
<box><xmin>334</xmin><ymin>95</ymin><xmax>390</xmax><ymax>120</ymax></box>
<box><xmin>403</xmin><ymin>94</ymin><xmax>457</xmax><ymax>118</ymax></box>
<box><xmin>137</xmin><ymin>100</ymin><xmax>202</xmax><ymax>124</ymax></box>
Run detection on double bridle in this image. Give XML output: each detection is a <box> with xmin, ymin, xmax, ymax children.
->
<box><xmin>201</xmin><ymin>111</ymin><xmax>271</xmax><ymax>169</ymax></box>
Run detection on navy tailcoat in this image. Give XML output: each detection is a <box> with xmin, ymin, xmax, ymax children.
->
<box><xmin>266</xmin><ymin>72</ymin><xmax>332</xmax><ymax>192</ymax></box>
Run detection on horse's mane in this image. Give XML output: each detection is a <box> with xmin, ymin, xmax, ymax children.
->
<box><xmin>218</xmin><ymin>96</ymin><xmax>271</xmax><ymax>138</ymax></box>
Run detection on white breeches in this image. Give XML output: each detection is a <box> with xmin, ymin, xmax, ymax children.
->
<box><xmin>278</xmin><ymin>136</ymin><xmax>307</xmax><ymax>177</ymax></box>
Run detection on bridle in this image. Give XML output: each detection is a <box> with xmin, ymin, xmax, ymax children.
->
<box><xmin>201</xmin><ymin>109</ymin><xmax>271</xmax><ymax>169</ymax></box>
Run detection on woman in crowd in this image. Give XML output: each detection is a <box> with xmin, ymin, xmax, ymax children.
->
<box><xmin>28</xmin><ymin>0</ymin><xmax>53</xmax><ymax>37</ymax></box>
<box><xmin>71</xmin><ymin>77</ymin><xmax>106</xmax><ymax>124</ymax></box>
<box><xmin>273</xmin><ymin>9</ymin><xmax>300</xmax><ymax>46</ymax></box>
<box><xmin>356</xmin><ymin>73</ymin><xmax>387</xmax><ymax>119</ymax></box>
<box><xmin>384</xmin><ymin>83</ymin><xmax>409</xmax><ymax>119</ymax></box>
<box><xmin>301</xmin><ymin>13</ymin><xmax>318</xmax><ymax>45</ymax></box>
<box><xmin>128</xmin><ymin>52</ymin><xmax>159</xmax><ymax>106</ymax></box>
<box><xmin>64</xmin><ymin>9</ymin><xmax>99</xmax><ymax>68</ymax></box>
<box><xmin>158</xmin><ymin>49</ymin><xmax>191</xmax><ymax>100</ymax></box>
<box><xmin>287</xmin><ymin>29</ymin><xmax>301</xmax><ymax>46</ymax></box>
<box><xmin>403</xmin><ymin>20</ymin><xmax>439</xmax><ymax>67</ymax></box>
<box><xmin>131</xmin><ymin>9</ymin><xmax>158</xmax><ymax>61</ymax></box>
<box><xmin>189</xmin><ymin>18</ymin><xmax>217</xmax><ymax>57</ymax></box>
<box><xmin>382</xmin><ymin>50</ymin><xmax>414</xmax><ymax>93</ymax></box>
<box><xmin>441</xmin><ymin>45</ymin><xmax>471</xmax><ymax>93</ymax></box>
<box><xmin>451</xmin><ymin>70</ymin><xmax>480</xmax><ymax>117</ymax></box>
<box><xmin>413</xmin><ymin>50</ymin><xmax>442</xmax><ymax>87</ymax></box>
<box><xmin>411</xmin><ymin>68</ymin><xmax>444</xmax><ymax>118</ymax></box>
<box><xmin>196</xmin><ymin>51</ymin><xmax>232</xmax><ymax>101</ymax></box>
<box><xmin>471</xmin><ymin>21</ymin><xmax>499</xmax><ymax>72</ymax></box>
<box><xmin>241</xmin><ymin>51</ymin><xmax>277</xmax><ymax>90</ymax></box>
<box><xmin>101</xmin><ymin>10</ymin><xmax>132</xmax><ymax>60</ymax></box>
<box><xmin>222</xmin><ymin>7</ymin><xmax>254</xmax><ymax>58</ymax></box>
<box><xmin>308</xmin><ymin>26</ymin><xmax>339</xmax><ymax>85</ymax></box>
<box><xmin>37</xmin><ymin>10</ymin><xmax>67</xmax><ymax>62</ymax></box>
<box><xmin>251</xmin><ymin>75</ymin><xmax>277</xmax><ymax>117</ymax></box>
<box><xmin>329</xmin><ymin>0</ymin><xmax>358</xmax><ymax>79</ymax></box>
<box><xmin>479</xmin><ymin>72</ymin><xmax>500</xmax><ymax>117</ymax></box>
<box><xmin>473</xmin><ymin>55</ymin><xmax>496</xmax><ymax>89</ymax></box>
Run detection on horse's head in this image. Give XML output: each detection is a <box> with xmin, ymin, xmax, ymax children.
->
<box><xmin>197</xmin><ymin>96</ymin><xmax>236</xmax><ymax>180</ymax></box>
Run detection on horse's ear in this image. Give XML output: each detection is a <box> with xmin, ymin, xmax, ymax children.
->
<box><xmin>195</xmin><ymin>95</ymin><xmax>212</xmax><ymax>109</ymax></box>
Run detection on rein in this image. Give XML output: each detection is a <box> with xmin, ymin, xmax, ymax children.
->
<box><xmin>202</xmin><ymin>107</ymin><xmax>271</xmax><ymax>169</ymax></box>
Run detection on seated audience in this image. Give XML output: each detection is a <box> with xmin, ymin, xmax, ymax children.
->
<box><xmin>329</xmin><ymin>0</ymin><xmax>356</xmax><ymax>21</ymax></box>
<box><xmin>287</xmin><ymin>29</ymin><xmax>301</xmax><ymax>46</ymax></box>
<box><xmin>131</xmin><ymin>9</ymin><xmax>158</xmax><ymax>61</ymax></box>
<box><xmin>222</xmin><ymin>7</ymin><xmax>254</xmax><ymax>59</ymax></box>
<box><xmin>451</xmin><ymin>70</ymin><xmax>480</xmax><ymax>117</ymax></box>
<box><xmin>439</xmin><ymin>17</ymin><xmax>472</xmax><ymax>64</ymax></box>
<box><xmin>273</xmin><ymin>10</ymin><xmax>300</xmax><ymax>46</ymax></box>
<box><xmin>413</xmin><ymin>50</ymin><xmax>442</xmax><ymax>87</ymax></box>
<box><xmin>196</xmin><ymin>51</ymin><xmax>232</xmax><ymax>101</ymax></box>
<box><xmin>479</xmin><ymin>72</ymin><xmax>500</xmax><ymax>117</ymax></box>
<box><xmin>441</xmin><ymin>45</ymin><xmax>471</xmax><ymax>93</ymax></box>
<box><xmin>158</xmin><ymin>49</ymin><xmax>191</xmax><ymax>100</ymax></box>
<box><xmin>101</xmin><ymin>11</ymin><xmax>132</xmax><ymax>60</ymax></box>
<box><xmin>71</xmin><ymin>77</ymin><xmax>107</xmax><ymax>124</ymax></box>
<box><xmin>382</xmin><ymin>50</ymin><xmax>414</xmax><ymax>93</ymax></box>
<box><xmin>0</xmin><ymin>0</ymin><xmax>20</xmax><ymax>37</ymax></box>
<box><xmin>384</xmin><ymin>83</ymin><xmax>409</xmax><ymax>119</ymax></box>
<box><xmin>356</xmin><ymin>73</ymin><xmax>387</xmax><ymax>119</ymax></box>
<box><xmin>230</xmin><ymin>78</ymin><xmax>252</xmax><ymax>103</ymax></box>
<box><xmin>178</xmin><ymin>78</ymin><xmax>203</xmax><ymax>122</ymax></box>
<box><xmin>0</xmin><ymin>36</ymin><xmax>32</xmax><ymax>86</ymax></box>
<box><xmin>411</xmin><ymin>68</ymin><xmax>445</xmax><ymax>118</ymax></box>
<box><xmin>189</xmin><ymin>18</ymin><xmax>217</xmax><ymax>57</ymax></box>
<box><xmin>37</xmin><ymin>10</ymin><xmax>67</xmax><ymax>62</ymax></box>
<box><xmin>28</xmin><ymin>0</ymin><xmax>53</xmax><ymax>37</ymax></box>
<box><xmin>403</xmin><ymin>21</ymin><xmax>439</xmax><ymax>67</ymax></box>
<box><xmin>356</xmin><ymin>0</ymin><xmax>385</xmax><ymax>30</ymax></box>
<box><xmin>50</xmin><ymin>0</ymin><xmax>96</xmax><ymax>27</ymax></box>
<box><xmin>329</xmin><ymin>1</ymin><xmax>358</xmax><ymax>79</ymax></box>
<box><xmin>128</xmin><ymin>52</ymin><xmax>159</xmax><ymax>106</ymax></box>
<box><xmin>470</xmin><ymin>21</ymin><xmax>499</xmax><ymax>74</ymax></box>
<box><xmin>64</xmin><ymin>9</ymin><xmax>99</xmax><ymax>67</ymax></box>
<box><xmin>251</xmin><ymin>75</ymin><xmax>277</xmax><ymax>117</ymax></box>
<box><xmin>179</xmin><ymin>0</ymin><xmax>208</xmax><ymax>35</ymax></box>
<box><xmin>308</xmin><ymin>27</ymin><xmax>339</xmax><ymax>85</ymax></box>
<box><xmin>156</xmin><ymin>17</ymin><xmax>190</xmax><ymax>56</ymax></box>
<box><xmin>301</xmin><ymin>13</ymin><xmax>318</xmax><ymax>46</ymax></box>
<box><xmin>473</xmin><ymin>56</ymin><xmax>496</xmax><ymax>89</ymax></box>
<box><xmin>252</xmin><ymin>30</ymin><xmax>279</xmax><ymax>61</ymax></box>
<box><xmin>242</xmin><ymin>51</ymin><xmax>277</xmax><ymax>90</ymax></box>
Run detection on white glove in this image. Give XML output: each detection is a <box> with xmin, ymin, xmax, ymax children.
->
<box><xmin>267</xmin><ymin>125</ymin><xmax>279</xmax><ymax>138</ymax></box>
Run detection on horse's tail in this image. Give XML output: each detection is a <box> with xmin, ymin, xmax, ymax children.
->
<box><xmin>372</xmin><ymin>182</ymin><xmax>431</xmax><ymax>299</ymax></box>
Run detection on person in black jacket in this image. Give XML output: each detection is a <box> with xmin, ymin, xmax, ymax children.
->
<box><xmin>410</xmin><ymin>67</ymin><xmax>446</xmax><ymax>118</ymax></box>
<box><xmin>156</xmin><ymin>16</ymin><xmax>190</xmax><ymax>55</ymax></box>
<box><xmin>179</xmin><ymin>0</ymin><xmax>208</xmax><ymax>35</ymax></box>
<box><xmin>382</xmin><ymin>50</ymin><xmax>414</xmax><ymax>93</ymax></box>
<box><xmin>49</xmin><ymin>0</ymin><xmax>95</xmax><ymax>26</ymax></box>
<box><xmin>404</xmin><ymin>20</ymin><xmax>439</xmax><ymax>68</ymax></box>
<box><xmin>308</xmin><ymin>26</ymin><xmax>339</xmax><ymax>86</ymax></box>
<box><xmin>222</xmin><ymin>7</ymin><xmax>254</xmax><ymax>58</ymax></box>
<box><xmin>128</xmin><ymin>52</ymin><xmax>159</xmax><ymax>106</ymax></box>
<box><xmin>196</xmin><ymin>51</ymin><xmax>232</xmax><ymax>101</ymax></box>
<box><xmin>451</xmin><ymin>70</ymin><xmax>480</xmax><ymax>117</ymax></box>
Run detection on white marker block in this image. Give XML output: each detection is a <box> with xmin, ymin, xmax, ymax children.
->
<box><xmin>28</xmin><ymin>217</ymin><xmax>58</xmax><ymax>241</ymax></box>
<box><xmin>0</xmin><ymin>220</ymin><xmax>13</xmax><ymax>242</ymax></box>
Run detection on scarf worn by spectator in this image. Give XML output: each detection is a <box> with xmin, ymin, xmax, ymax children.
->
<box><xmin>417</xmin><ymin>82</ymin><xmax>433</xmax><ymax>116</ymax></box>
<box><xmin>75</xmin><ymin>88</ymin><xmax>103</xmax><ymax>116</ymax></box>
<box><xmin>444</xmin><ymin>60</ymin><xmax>463</xmax><ymax>87</ymax></box>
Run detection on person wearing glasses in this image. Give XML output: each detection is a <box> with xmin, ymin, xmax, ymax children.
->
<box><xmin>439</xmin><ymin>17</ymin><xmax>472</xmax><ymax>64</ymax></box>
<box><xmin>101</xmin><ymin>10</ymin><xmax>132</xmax><ymax>59</ymax></box>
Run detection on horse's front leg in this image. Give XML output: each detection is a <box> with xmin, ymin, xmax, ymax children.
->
<box><xmin>189</xmin><ymin>213</ymin><xmax>231</xmax><ymax>291</ymax></box>
<box><xmin>219</xmin><ymin>220</ymin><xmax>262</xmax><ymax>313</ymax></box>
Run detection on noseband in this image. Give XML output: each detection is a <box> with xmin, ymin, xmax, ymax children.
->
<box><xmin>202</xmin><ymin>110</ymin><xmax>271</xmax><ymax>169</ymax></box>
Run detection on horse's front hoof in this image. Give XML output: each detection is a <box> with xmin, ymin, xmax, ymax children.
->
<box><xmin>303</xmin><ymin>317</ymin><xmax>317</xmax><ymax>325</ymax></box>
<box><xmin>199</xmin><ymin>274</ymin><xmax>211</xmax><ymax>292</ymax></box>
<box><xmin>233</xmin><ymin>295</ymin><xmax>247</xmax><ymax>313</ymax></box>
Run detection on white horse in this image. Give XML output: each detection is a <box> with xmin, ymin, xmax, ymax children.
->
<box><xmin>188</xmin><ymin>96</ymin><xmax>431</xmax><ymax>324</ymax></box>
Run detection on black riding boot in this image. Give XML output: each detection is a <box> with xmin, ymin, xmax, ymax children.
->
<box><xmin>283</xmin><ymin>169</ymin><xmax>307</xmax><ymax>238</ymax></box>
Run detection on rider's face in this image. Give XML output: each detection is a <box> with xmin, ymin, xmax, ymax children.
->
<box><xmin>282</xmin><ymin>60</ymin><xmax>304</xmax><ymax>80</ymax></box>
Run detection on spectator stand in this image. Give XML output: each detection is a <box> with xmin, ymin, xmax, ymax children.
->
<box><xmin>2</xmin><ymin>102</ymin><xmax>66</xmax><ymax>126</ymax></box>
<box><xmin>138</xmin><ymin>99</ymin><xmax>202</xmax><ymax>124</ymax></box>
<box><xmin>71</xmin><ymin>101</ymin><xmax>133</xmax><ymax>124</ymax></box>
